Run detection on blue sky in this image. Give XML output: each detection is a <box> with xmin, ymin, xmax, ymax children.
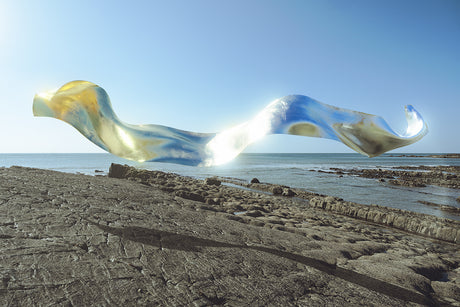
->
<box><xmin>1</xmin><ymin>0</ymin><xmax>459</xmax><ymax>153</ymax></box>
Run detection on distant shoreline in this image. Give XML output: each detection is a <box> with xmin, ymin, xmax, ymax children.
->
<box><xmin>387</xmin><ymin>153</ymin><xmax>460</xmax><ymax>159</ymax></box>
<box><xmin>1</xmin><ymin>152</ymin><xmax>460</xmax><ymax>157</ymax></box>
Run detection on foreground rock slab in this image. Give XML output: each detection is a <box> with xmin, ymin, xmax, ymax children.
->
<box><xmin>0</xmin><ymin>166</ymin><xmax>459</xmax><ymax>306</ymax></box>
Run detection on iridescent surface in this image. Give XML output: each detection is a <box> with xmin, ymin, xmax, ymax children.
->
<box><xmin>33</xmin><ymin>81</ymin><xmax>428</xmax><ymax>166</ymax></box>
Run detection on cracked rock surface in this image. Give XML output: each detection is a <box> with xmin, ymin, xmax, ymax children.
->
<box><xmin>1</xmin><ymin>166</ymin><xmax>459</xmax><ymax>306</ymax></box>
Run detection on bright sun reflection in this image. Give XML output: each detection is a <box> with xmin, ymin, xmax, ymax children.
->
<box><xmin>204</xmin><ymin>99</ymin><xmax>286</xmax><ymax>166</ymax></box>
<box><xmin>33</xmin><ymin>80</ymin><xmax>428</xmax><ymax>166</ymax></box>
<box><xmin>36</xmin><ymin>89</ymin><xmax>58</xmax><ymax>101</ymax></box>
<box><xmin>116</xmin><ymin>126</ymin><xmax>135</xmax><ymax>149</ymax></box>
<box><xmin>404</xmin><ymin>105</ymin><xmax>426</xmax><ymax>137</ymax></box>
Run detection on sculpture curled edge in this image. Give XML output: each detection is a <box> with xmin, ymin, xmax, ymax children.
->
<box><xmin>33</xmin><ymin>81</ymin><xmax>428</xmax><ymax>166</ymax></box>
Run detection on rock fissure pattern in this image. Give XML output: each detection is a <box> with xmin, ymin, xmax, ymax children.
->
<box><xmin>0</xmin><ymin>165</ymin><xmax>459</xmax><ymax>305</ymax></box>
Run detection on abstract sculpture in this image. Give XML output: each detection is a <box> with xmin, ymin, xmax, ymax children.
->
<box><xmin>33</xmin><ymin>81</ymin><xmax>428</xmax><ymax>166</ymax></box>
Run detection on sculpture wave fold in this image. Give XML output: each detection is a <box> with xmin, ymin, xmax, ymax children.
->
<box><xmin>33</xmin><ymin>81</ymin><xmax>428</xmax><ymax>166</ymax></box>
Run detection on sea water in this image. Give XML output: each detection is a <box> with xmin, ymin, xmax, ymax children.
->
<box><xmin>1</xmin><ymin>153</ymin><xmax>459</xmax><ymax>221</ymax></box>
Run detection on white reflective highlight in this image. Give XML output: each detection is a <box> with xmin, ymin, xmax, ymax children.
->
<box><xmin>33</xmin><ymin>81</ymin><xmax>428</xmax><ymax>166</ymax></box>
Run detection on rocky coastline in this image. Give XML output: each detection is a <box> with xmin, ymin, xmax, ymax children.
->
<box><xmin>388</xmin><ymin>154</ymin><xmax>460</xmax><ymax>159</ymax></box>
<box><xmin>1</xmin><ymin>164</ymin><xmax>459</xmax><ymax>306</ymax></box>
<box><xmin>322</xmin><ymin>165</ymin><xmax>460</xmax><ymax>190</ymax></box>
<box><xmin>306</xmin><ymin>165</ymin><xmax>460</xmax><ymax>217</ymax></box>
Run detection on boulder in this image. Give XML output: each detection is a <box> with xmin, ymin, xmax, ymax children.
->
<box><xmin>250</xmin><ymin>178</ymin><xmax>260</xmax><ymax>184</ymax></box>
<box><xmin>282</xmin><ymin>188</ymin><xmax>296</xmax><ymax>197</ymax></box>
<box><xmin>272</xmin><ymin>186</ymin><xmax>283</xmax><ymax>195</ymax></box>
<box><xmin>205</xmin><ymin>177</ymin><xmax>221</xmax><ymax>186</ymax></box>
<box><xmin>108</xmin><ymin>163</ymin><xmax>130</xmax><ymax>178</ymax></box>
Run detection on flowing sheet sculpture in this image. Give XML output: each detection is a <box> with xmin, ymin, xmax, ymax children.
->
<box><xmin>33</xmin><ymin>81</ymin><xmax>428</xmax><ymax>166</ymax></box>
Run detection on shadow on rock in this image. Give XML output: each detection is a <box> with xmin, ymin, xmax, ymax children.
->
<box><xmin>86</xmin><ymin>219</ymin><xmax>437</xmax><ymax>306</ymax></box>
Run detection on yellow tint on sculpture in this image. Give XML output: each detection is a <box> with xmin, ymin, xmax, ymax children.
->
<box><xmin>33</xmin><ymin>81</ymin><xmax>428</xmax><ymax>166</ymax></box>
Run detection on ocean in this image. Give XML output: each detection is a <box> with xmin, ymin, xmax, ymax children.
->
<box><xmin>1</xmin><ymin>153</ymin><xmax>459</xmax><ymax>221</ymax></box>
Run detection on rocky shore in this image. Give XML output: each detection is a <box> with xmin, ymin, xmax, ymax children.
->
<box><xmin>323</xmin><ymin>165</ymin><xmax>460</xmax><ymax>189</ymax></box>
<box><xmin>388</xmin><ymin>154</ymin><xmax>460</xmax><ymax>159</ymax></box>
<box><xmin>1</xmin><ymin>165</ymin><xmax>459</xmax><ymax>306</ymax></box>
<box><xmin>306</xmin><ymin>165</ymin><xmax>460</xmax><ymax>217</ymax></box>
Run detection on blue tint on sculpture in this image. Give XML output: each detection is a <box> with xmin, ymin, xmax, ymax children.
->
<box><xmin>33</xmin><ymin>81</ymin><xmax>428</xmax><ymax>166</ymax></box>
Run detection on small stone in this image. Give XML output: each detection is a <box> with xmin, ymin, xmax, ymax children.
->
<box><xmin>249</xmin><ymin>220</ymin><xmax>265</xmax><ymax>227</ymax></box>
<box><xmin>250</xmin><ymin>178</ymin><xmax>260</xmax><ymax>184</ymax></box>
<box><xmin>456</xmin><ymin>196</ymin><xmax>460</xmax><ymax>203</ymax></box>
<box><xmin>205</xmin><ymin>198</ymin><xmax>217</xmax><ymax>205</ymax></box>
<box><xmin>272</xmin><ymin>225</ymin><xmax>286</xmax><ymax>231</ymax></box>
<box><xmin>245</xmin><ymin>210</ymin><xmax>264</xmax><ymax>217</ymax></box>
<box><xmin>247</xmin><ymin>205</ymin><xmax>266</xmax><ymax>212</ymax></box>
<box><xmin>205</xmin><ymin>197</ymin><xmax>222</xmax><ymax>206</ymax></box>
<box><xmin>282</xmin><ymin>188</ymin><xmax>295</xmax><ymax>197</ymax></box>
<box><xmin>175</xmin><ymin>190</ymin><xmax>205</xmax><ymax>202</ymax></box>
<box><xmin>75</xmin><ymin>242</ymin><xmax>89</xmax><ymax>252</ymax></box>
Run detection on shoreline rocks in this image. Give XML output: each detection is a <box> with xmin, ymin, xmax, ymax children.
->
<box><xmin>308</xmin><ymin>196</ymin><xmax>460</xmax><ymax>243</ymax></box>
<box><xmin>204</xmin><ymin>177</ymin><xmax>221</xmax><ymax>186</ymax></box>
<box><xmin>389</xmin><ymin>153</ymin><xmax>460</xmax><ymax>159</ymax></box>
<box><xmin>418</xmin><ymin>200</ymin><xmax>460</xmax><ymax>214</ymax></box>
<box><xmin>325</xmin><ymin>166</ymin><xmax>460</xmax><ymax>189</ymax></box>
<box><xmin>1</xmin><ymin>165</ymin><xmax>460</xmax><ymax>305</ymax></box>
<box><xmin>108</xmin><ymin>164</ymin><xmax>460</xmax><ymax>244</ymax></box>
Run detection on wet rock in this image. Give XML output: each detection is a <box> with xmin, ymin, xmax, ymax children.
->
<box><xmin>327</xmin><ymin>165</ymin><xmax>460</xmax><ymax>189</ymax></box>
<box><xmin>250</xmin><ymin>178</ymin><xmax>260</xmax><ymax>184</ymax></box>
<box><xmin>418</xmin><ymin>200</ymin><xmax>460</xmax><ymax>215</ymax></box>
<box><xmin>389</xmin><ymin>179</ymin><xmax>426</xmax><ymax>188</ymax></box>
<box><xmin>457</xmin><ymin>196</ymin><xmax>460</xmax><ymax>203</ymax></box>
<box><xmin>439</xmin><ymin>205</ymin><xmax>460</xmax><ymax>214</ymax></box>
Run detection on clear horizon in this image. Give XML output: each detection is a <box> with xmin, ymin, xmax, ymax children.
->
<box><xmin>1</xmin><ymin>152</ymin><xmax>457</xmax><ymax>155</ymax></box>
<box><xmin>1</xmin><ymin>0</ymin><xmax>459</xmax><ymax>154</ymax></box>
